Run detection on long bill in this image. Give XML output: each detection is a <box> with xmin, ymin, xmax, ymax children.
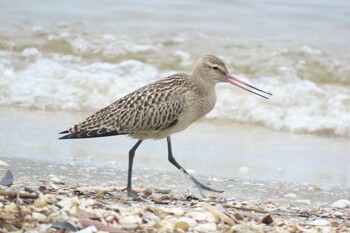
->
<box><xmin>225</xmin><ymin>74</ymin><xmax>272</xmax><ymax>99</ymax></box>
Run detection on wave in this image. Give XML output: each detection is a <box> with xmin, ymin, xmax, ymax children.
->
<box><xmin>0</xmin><ymin>29</ymin><xmax>349</xmax><ymax>138</ymax></box>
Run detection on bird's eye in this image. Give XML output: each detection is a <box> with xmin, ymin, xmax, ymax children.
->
<box><xmin>212</xmin><ymin>66</ymin><xmax>219</xmax><ymax>70</ymax></box>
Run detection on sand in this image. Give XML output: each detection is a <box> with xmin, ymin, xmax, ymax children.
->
<box><xmin>1</xmin><ymin>106</ymin><xmax>349</xmax><ymax>186</ymax></box>
<box><xmin>0</xmin><ymin>107</ymin><xmax>349</xmax><ymax>232</ymax></box>
<box><xmin>1</xmin><ymin>157</ymin><xmax>350</xmax><ymax>232</ymax></box>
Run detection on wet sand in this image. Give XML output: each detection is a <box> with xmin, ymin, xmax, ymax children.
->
<box><xmin>1</xmin><ymin>156</ymin><xmax>350</xmax><ymax>208</ymax></box>
<box><xmin>0</xmin><ymin>107</ymin><xmax>349</xmax><ymax>187</ymax></box>
<box><xmin>1</xmin><ymin>107</ymin><xmax>350</xmax><ymax>232</ymax></box>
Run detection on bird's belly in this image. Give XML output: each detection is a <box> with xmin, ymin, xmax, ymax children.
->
<box><xmin>130</xmin><ymin>92</ymin><xmax>216</xmax><ymax>140</ymax></box>
<box><xmin>129</xmin><ymin>118</ymin><xmax>193</xmax><ymax>140</ymax></box>
<box><xmin>130</xmin><ymin>106</ymin><xmax>211</xmax><ymax>140</ymax></box>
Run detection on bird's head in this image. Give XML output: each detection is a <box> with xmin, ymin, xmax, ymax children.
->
<box><xmin>193</xmin><ymin>55</ymin><xmax>272</xmax><ymax>99</ymax></box>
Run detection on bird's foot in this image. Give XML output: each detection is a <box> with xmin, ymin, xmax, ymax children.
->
<box><xmin>127</xmin><ymin>188</ymin><xmax>139</xmax><ymax>199</ymax></box>
<box><xmin>189</xmin><ymin>175</ymin><xmax>223</xmax><ymax>194</ymax></box>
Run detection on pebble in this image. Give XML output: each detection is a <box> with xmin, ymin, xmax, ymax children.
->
<box><xmin>233</xmin><ymin>212</ymin><xmax>244</xmax><ymax>221</ymax></box>
<box><xmin>174</xmin><ymin>221</ymin><xmax>190</xmax><ymax>231</ymax></box>
<box><xmin>296</xmin><ymin>199</ymin><xmax>311</xmax><ymax>205</ymax></box>
<box><xmin>176</xmin><ymin>217</ymin><xmax>197</xmax><ymax>227</ymax></box>
<box><xmin>261</xmin><ymin>215</ymin><xmax>273</xmax><ymax>225</ymax></box>
<box><xmin>331</xmin><ymin>199</ymin><xmax>350</xmax><ymax>208</ymax></box>
<box><xmin>154</xmin><ymin>188</ymin><xmax>171</xmax><ymax>194</ymax></box>
<box><xmin>283</xmin><ymin>193</ymin><xmax>297</xmax><ymax>199</ymax></box>
<box><xmin>308</xmin><ymin>185</ymin><xmax>321</xmax><ymax>191</ymax></box>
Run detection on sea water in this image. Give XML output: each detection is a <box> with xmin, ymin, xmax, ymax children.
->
<box><xmin>1</xmin><ymin>0</ymin><xmax>350</xmax><ymax>138</ymax></box>
<box><xmin>0</xmin><ymin>1</ymin><xmax>349</xmax><ymax>187</ymax></box>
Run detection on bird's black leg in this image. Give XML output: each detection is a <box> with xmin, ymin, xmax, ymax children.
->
<box><xmin>166</xmin><ymin>136</ymin><xmax>223</xmax><ymax>193</ymax></box>
<box><xmin>127</xmin><ymin>140</ymin><xmax>143</xmax><ymax>198</ymax></box>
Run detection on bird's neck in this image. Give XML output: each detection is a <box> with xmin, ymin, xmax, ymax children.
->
<box><xmin>192</xmin><ymin>74</ymin><xmax>217</xmax><ymax>97</ymax></box>
<box><xmin>189</xmin><ymin>74</ymin><xmax>217</xmax><ymax>118</ymax></box>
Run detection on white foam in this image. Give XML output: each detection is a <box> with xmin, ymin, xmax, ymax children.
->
<box><xmin>173</xmin><ymin>50</ymin><xmax>192</xmax><ymax>67</ymax></box>
<box><xmin>21</xmin><ymin>48</ymin><xmax>41</xmax><ymax>57</ymax></box>
<box><xmin>0</xmin><ymin>58</ymin><xmax>158</xmax><ymax>111</ymax></box>
<box><xmin>0</xmin><ymin>29</ymin><xmax>349</xmax><ymax>138</ymax></box>
<box><xmin>211</xmin><ymin>74</ymin><xmax>350</xmax><ymax>137</ymax></box>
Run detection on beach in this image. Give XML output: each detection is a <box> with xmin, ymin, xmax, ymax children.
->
<box><xmin>1</xmin><ymin>107</ymin><xmax>350</xmax><ymax>232</ymax></box>
<box><xmin>1</xmin><ymin>0</ymin><xmax>350</xmax><ymax>231</ymax></box>
<box><xmin>1</xmin><ymin>107</ymin><xmax>349</xmax><ymax>187</ymax></box>
<box><xmin>1</xmin><ymin>155</ymin><xmax>350</xmax><ymax>232</ymax></box>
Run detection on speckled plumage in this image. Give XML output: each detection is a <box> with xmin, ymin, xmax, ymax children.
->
<box><xmin>60</xmin><ymin>68</ymin><xmax>217</xmax><ymax>140</ymax></box>
<box><xmin>59</xmin><ymin>55</ymin><xmax>271</xmax><ymax>197</ymax></box>
<box><xmin>69</xmin><ymin>75</ymin><xmax>189</xmax><ymax>137</ymax></box>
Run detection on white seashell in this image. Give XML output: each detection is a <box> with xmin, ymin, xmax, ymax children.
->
<box><xmin>38</xmin><ymin>223</ymin><xmax>53</xmax><ymax>233</ymax></box>
<box><xmin>162</xmin><ymin>208</ymin><xmax>185</xmax><ymax>216</ymax></box>
<box><xmin>187</xmin><ymin>212</ymin><xmax>209</xmax><ymax>221</ymax></box>
<box><xmin>33</xmin><ymin>197</ymin><xmax>48</xmax><ymax>208</ymax></box>
<box><xmin>50</xmin><ymin>176</ymin><xmax>65</xmax><ymax>185</ymax></box>
<box><xmin>105</xmin><ymin>215</ymin><xmax>115</xmax><ymax>222</ymax></box>
<box><xmin>43</xmin><ymin>194</ymin><xmax>57</xmax><ymax>205</ymax></box>
<box><xmin>32</xmin><ymin>212</ymin><xmax>47</xmax><ymax>221</ymax></box>
<box><xmin>57</xmin><ymin>196</ymin><xmax>79</xmax><ymax>209</ymax></box>
<box><xmin>20</xmin><ymin>206</ymin><xmax>32</xmax><ymax>215</ymax></box>
<box><xmin>307</xmin><ymin>219</ymin><xmax>330</xmax><ymax>226</ymax></box>
<box><xmin>4</xmin><ymin>202</ymin><xmax>17</xmax><ymax>213</ymax></box>
<box><xmin>80</xmin><ymin>198</ymin><xmax>95</xmax><ymax>207</ymax></box>
<box><xmin>194</xmin><ymin>223</ymin><xmax>217</xmax><ymax>232</ymax></box>
<box><xmin>169</xmin><ymin>208</ymin><xmax>184</xmax><ymax>216</ymax></box>
<box><xmin>119</xmin><ymin>215</ymin><xmax>142</xmax><ymax>225</ymax></box>
<box><xmin>331</xmin><ymin>199</ymin><xmax>350</xmax><ymax>208</ymax></box>
<box><xmin>201</xmin><ymin>203</ymin><xmax>234</xmax><ymax>225</ymax></box>
<box><xmin>76</xmin><ymin>226</ymin><xmax>97</xmax><ymax>233</ymax></box>
<box><xmin>206</xmin><ymin>212</ymin><xmax>219</xmax><ymax>223</ymax></box>
<box><xmin>283</xmin><ymin>193</ymin><xmax>297</xmax><ymax>199</ymax></box>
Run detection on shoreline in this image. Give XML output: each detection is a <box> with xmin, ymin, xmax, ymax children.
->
<box><xmin>1</xmin><ymin>107</ymin><xmax>349</xmax><ymax>188</ymax></box>
<box><xmin>1</xmin><ymin>156</ymin><xmax>349</xmax><ymax>208</ymax></box>
<box><xmin>1</xmin><ymin>156</ymin><xmax>349</xmax><ymax>232</ymax></box>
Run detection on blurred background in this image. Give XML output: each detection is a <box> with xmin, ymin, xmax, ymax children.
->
<box><xmin>0</xmin><ymin>0</ymin><xmax>349</xmax><ymax>187</ymax></box>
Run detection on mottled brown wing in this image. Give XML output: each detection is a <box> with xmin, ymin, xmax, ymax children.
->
<box><xmin>59</xmin><ymin>75</ymin><xmax>189</xmax><ymax>139</ymax></box>
<box><xmin>59</xmin><ymin>100</ymin><xmax>184</xmax><ymax>139</ymax></box>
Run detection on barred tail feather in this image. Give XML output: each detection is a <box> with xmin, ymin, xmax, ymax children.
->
<box><xmin>58</xmin><ymin>128</ymin><xmax>124</xmax><ymax>139</ymax></box>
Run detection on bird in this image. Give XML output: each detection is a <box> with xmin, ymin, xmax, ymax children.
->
<box><xmin>59</xmin><ymin>55</ymin><xmax>272</xmax><ymax>198</ymax></box>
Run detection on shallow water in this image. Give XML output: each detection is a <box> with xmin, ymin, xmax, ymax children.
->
<box><xmin>1</xmin><ymin>0</ymin><xmax>350</xmax><ymax>137</ymax></box>
<box><xmin>0</xmin><ymin>1</ymin><xmax>349</xmax><ymax>188</ymax></box>
<box><xmin>1</xmin><ymin>107</ymin><xmax>349</xmax><ymax>187</ymax></box>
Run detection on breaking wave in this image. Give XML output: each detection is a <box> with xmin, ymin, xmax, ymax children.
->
<box><xmin>0</xmin><ymin>28</ymin><xmax>349</xmax><ymax>138</ymax></box>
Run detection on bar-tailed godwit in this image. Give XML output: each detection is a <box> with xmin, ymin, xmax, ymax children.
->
<box><xmin>59</xmin><ymin>55</ymin><xmax>272</xmax><ymax>197</ymax></box>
